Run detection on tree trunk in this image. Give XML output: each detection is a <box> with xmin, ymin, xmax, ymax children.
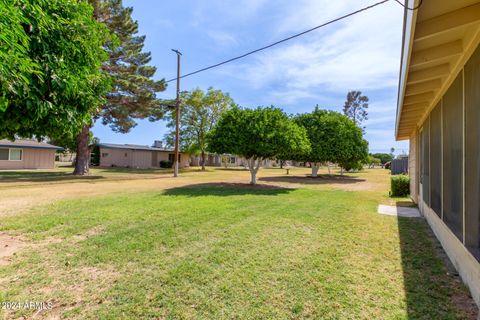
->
<box><xmin>247</xmin><ymin>157</ymin><xmax>261</xmax><ymax>185</ymax></box>
<box><xmin>250</xmin><ymin>170</ymin><xmax>257</xmax><ymax>185</ymax></box>
<box><xmin>73</xmin><ymin>125</ymin><xmax>91</xmax><ymax>176</ymax></box>
<box><xmin>280</xmin><ymin>160</ymin><xmax>284</xmax><ymax>169</ymax></box>
<box><xmin>311</xmin><ymin>163</ymin><xmax>319</xmax><ymax>177</ymax></box>
<box><xmin>201</xmin><ymin>150</ymin><xmax>206</xmax><ymax>171</ymax></box>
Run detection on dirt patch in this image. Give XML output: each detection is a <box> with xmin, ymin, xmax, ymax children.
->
<box><xmin>0</xmin><ymin>233</ymin><xmax>26</xmax><ymax>266</ymax></box>
<box><xmin>71</xmin><ymin>226</ymin><xmax>105</xmax><ymax>242</ymax></box>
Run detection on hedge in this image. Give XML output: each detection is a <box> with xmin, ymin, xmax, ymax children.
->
<box><xmin>390</xmin><ymin>174</ymin><xmax>410</xmax><ymax>197</ymax></box>
<box><xmin>159</xmin><ymin>160</ymin><xmax>172</xmax><ymax>168</ymax></box>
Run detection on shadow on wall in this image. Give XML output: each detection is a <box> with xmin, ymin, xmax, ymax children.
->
<box><xmin>396</xmin><ymin>213</ymin><xmax>478</xmax><ymax>319</ymax></box>
<box><xmin>162</xmin><ymin>183</ymin><xmax>295</xmax><ymax>197</ymax></box>
<box><xmin>259</xmin><ymin>174</ymin><xmax>366</xmax><ymax>185</ymax></box>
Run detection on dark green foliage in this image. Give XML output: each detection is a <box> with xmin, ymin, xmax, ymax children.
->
<box><xmin>341</xmin><ymin>160</ymin><xmax>364</xmax><ymax>172</ymax></box>
<box><xmin>93</xmin><ymin>0</ymin><xmax>166</xmax><ymax>132</ymax></box>
<box><xmin>0</xmin><ymin>0</ymin><xmax>110</xmax><ymax>140</ymax></box>
<box><xmin>208</xmin><ymin>106</ymin><xmax>311</xmax><ymax>160</ymax></box>
<box><xmin>371</xmin><ymin>153</ymin><xmax>393</xmax><ymax>164</ymax></box>
<box><xmin>91</xmin><ymin>146</ymin><xmax>101</xmax><ymax>166</ymax></box>
<box><xmin>391</xmin><ymin>175</ymin><xmax>410</xmax><ymax>197</ymax></box>
<box><xmin>289</xmin><ymin>107</ymin><xmax>368</xmax><ymax>171</ymax></box>
<box><xmin>159</xmin><ymin>160</ymin><xmax>172</xmax><ymax>168</ymax></box>
<box><xmin>208</xmin><ymin>106</ymin><xmax>311</xmax><ymax>184</ymax></box>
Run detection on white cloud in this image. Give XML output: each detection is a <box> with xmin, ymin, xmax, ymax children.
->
<box><xmin>217</xmin><ymin>0</ymin><xmax>403</xmax><ymax>103</ymax></box>
<box><xmin>207</xmin><ymin>30</ymin><xmax>238</xmax><ymax>47</ymax></box>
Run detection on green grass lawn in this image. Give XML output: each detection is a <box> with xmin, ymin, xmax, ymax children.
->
<box><xmin>0</xmin><ymin>180</ymin><xmax>473</xmax><ymax>319</ymax></box>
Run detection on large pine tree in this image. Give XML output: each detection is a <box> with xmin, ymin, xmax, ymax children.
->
<box><xmin>74</xmin><ymin>0</ymin><xmax>166</xmax><ymax>175</ymax></box>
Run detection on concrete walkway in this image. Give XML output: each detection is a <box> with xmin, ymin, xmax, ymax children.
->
<box><xmin>377</xmin><ymin>204</ymin><xmax>421</xmax><ymax>218</ymax></box>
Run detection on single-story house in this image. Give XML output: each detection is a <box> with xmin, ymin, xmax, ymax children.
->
<box><xmin>0</xmin><ymin>139</ymin><xmax>62</xmax><ymax>169</ymax></box>
<box><xmin>396</xmin><ymin>0</ymin><xmax>480</xmax><ymax>306</ymax></box>
<box><xmin>190</xmin><ymin>153</ymin><xmax>243</xmax><ymax>167</ymax></box>
<box><xmin>97</xmin><ymin>141</ymin><xmax>190</xmax><ymax>169</ymax></box>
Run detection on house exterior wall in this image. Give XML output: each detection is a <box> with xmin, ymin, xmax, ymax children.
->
<box><xmin>99</xmin><ymin>147</ymin><xmax>189</xmax><ymax>169</ymax></box>
<box><xmin>0</xmin><ymin>148</ymin><xmax>55</xmax><ymax>169</ymax></box>
<box><xmin>413</xmin><ymin>43</ymin><xmax>480</xmax><ymax>307</ymax></box>
<box><xmin>132</xmin><ymin>150</ymin><xmax>152</xmax><ymax>168</ymax></box>
<box><xmin>100</xmin><ymin>148</ymin><xmax>132</xmax><ymax>167</ymax></box>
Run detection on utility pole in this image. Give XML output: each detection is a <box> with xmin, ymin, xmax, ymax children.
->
<box><xmin>172</xmin><ymin>49</ymin><xmax>182</xmax><ymax>177</ymax></box>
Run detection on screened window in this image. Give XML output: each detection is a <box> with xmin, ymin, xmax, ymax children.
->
<box><xmin>464</xmin><ymin>44</ymin><xmax>480</xmax><ymax>260</ymax></box>
<box><xmin>9</xmin><ymin>149</ymin><xmax>22</xmax><ymax>161</ymax></box>
<box><xmin>430</xmin><ymin>103</ymin><xmax>442</xmax><ymax>217</ymax></box>
<box><xmin>442</xmin><ymin>73</ymin><xmax>463</xmax><ymax>242</ymax></box>
<box><xmin>420</xmin><ymin>120</ymin><xmax>430</xmax><ymax>207</ymax></box>
<box><xmin>0</xmin><ymin>148</ymin><xmax>8</xmax><ymax>160</ymax></box>
<box><xmin>0</xmin><ymin>148</ymin><xmax>21</xmax><ymax>161</ymax></box>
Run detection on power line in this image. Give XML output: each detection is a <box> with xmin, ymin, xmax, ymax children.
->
<box><xmin>393</xmin><ymin>0</ymin><xmax>423</xmax><ymax>11</ymax></box>
<box><xmin>166</xmin><ymin>0</ymin><xmax>421</xmax><ymax>83</ymax></box>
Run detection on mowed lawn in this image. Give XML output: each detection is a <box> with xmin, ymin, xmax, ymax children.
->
<box><xmin>0</xmin><ymin>168</ymin><xmax>475</xmax><ymax>319</ymax></box>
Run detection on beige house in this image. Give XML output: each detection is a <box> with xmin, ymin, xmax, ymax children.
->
<box><xmin>190</xmin><ymin>153</ymin><xmax>243</xmax><ymax>167</ymax></box>
<box><xmin>396</xmin><ymin>0</ymin><xmax>480</xmax><ymax>307</ymax></box>
<box><xmin>97</xmin><ymin>142</ymin><xmax>189</xmax><ymax>169</ymax></box>
<box><xmin>0</xmin><ymin>139</ymin><xmax>62</xmax><ymax>169</ymax></box>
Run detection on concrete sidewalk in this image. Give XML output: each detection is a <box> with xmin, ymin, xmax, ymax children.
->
<box><xmin>377</xmin><ymin>204</ymin><xmax>421</xmax><ymax>218</ymax></box>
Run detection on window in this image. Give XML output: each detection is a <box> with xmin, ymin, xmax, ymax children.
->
<box><xmin>102</xmin><ymin>153</ymin><xmax>109</xmax><ymax>157</ymax></box>
<box><xmin>464</xmin><ymin>44</ymin><xmax>480</xmax><ymax>260</ymax></box>
<box><xmin>9</xmin><ymin>149</ymin><xmax>22</xmax><ymax>161</ymax></box>
<box><xmin>0</xmin><ymin>148</ymin><xmax>22</xmax><ymax>161</ymax></box>
<box><xmin>430</xmin><ymin>103</ymin><xmax>442</xmax><ymax>217</ymax></box>
<box><xmin>442</xmin><ymin>73</ymin><xmax>463</xmax><ymax>242</ymax></box>
<box><xmin>0</xmin><ymin>148</ymin><xmax>8</xmax><ymax>160</ymax></box>
<box><xmin>420</xmin><ymin>120</ymin><xmax>430</xmax><ymax>207</ymax></box>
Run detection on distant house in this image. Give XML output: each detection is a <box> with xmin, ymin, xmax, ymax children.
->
<box><xmin>97</xmin><ymin>141</ymin><xmax>189</xmax><ymax>169</ymax></box>
<box><xmin>190</xmin><ymin>153</ymin><xmax>243</xmax><ymax>167</ymax></box>
<box><xmin>0</xmin><ymin>139</ymin><xmax>62</xmax><ymax>170</ymax></box>
<box><xmin>396</xmin><ymin>0</ymin><xmax>480</xmax><ymax>307</ymax></box>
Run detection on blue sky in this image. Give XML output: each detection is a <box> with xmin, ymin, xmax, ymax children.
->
<box><xmin>92</xmin><ymin>0</ymin><xmax>410</xmax><ymax>155</ymax></box>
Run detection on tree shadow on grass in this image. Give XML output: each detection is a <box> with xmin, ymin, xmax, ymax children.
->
<box><xmin>162</xmin><ymin>182</ymin><xmax>295</xmax><ymax>197</ymax></box>
<box><xmin>396</xmin><ymin>215</ymin><xmax>479</xmax><ymax>319</ymax></box>
<box><xmin>260</xmin><ymin>174</ymin><xmax>366</xmax><ymax>185</ymax></box>
<box><xmin>0</xmin><ymin>171</ymin><xmax>105</xmax><ymax>183</ymax></box>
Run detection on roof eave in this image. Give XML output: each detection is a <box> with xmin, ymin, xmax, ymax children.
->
<box><xmin>395</xmin><ymin>0</ymin><xmax>419</xmax><ymax>140</ymax></box>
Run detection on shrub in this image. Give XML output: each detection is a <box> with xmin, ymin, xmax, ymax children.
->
<box><xmin>391</xmin><ymin>174</ymin><xmax>410</xmax><ymax>197</ymax></box>
<box><xmin>160</xmin><ymin>160</ymin><xmax>172</xmax><ymax>168</ymax></box>
<box><xmin>342</xmin><ymin>160</ymin><xmax>364</xmax><ymax>172</ymax></box>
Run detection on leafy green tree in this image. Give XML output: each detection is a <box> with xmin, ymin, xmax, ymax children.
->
<box><xmin>366</xmin><ymin>155</ymin><xmax>382</xmax><ymax>168</ymax></box>
<box><xmin>208</xmin><ymin>107</ymin><xmax>311</xmax><ymax>185</ymax></box>
<box><xmin>73</xmin><ymin>0</ymin><xmax>166</xmax><ymax>175</ymax></box>
<box><xmin>289</xmin><ymin>108</ymin><xmax>330</xmax><ymax>177</ymax></box>
<box><xmin>288</xmin><ymin>108</ymin><xmax>368</xmax><ymax>176</ymax></box>
<box><xmin>371</xmin><ymin>153</ymin><xmax>393</xmax><ymax>164</ymax></box>
<box><xmin>0</xmin><ymin>0</ymin><xmax>38</xmax><ymax>109</ymax></box>
<box><xmin>164</xmin><ymin>87</ymin><xmax>235</xmax><ymax>170</ymax></box>
<box><xmin>343</xmin><ymin>91</ymin><xmax>369</xmax><ymax>129</ymax></box>
<box><xmin>0</xmin><ymin>0</ymin><xmax>110</xmax><ymax>144</ymax></box>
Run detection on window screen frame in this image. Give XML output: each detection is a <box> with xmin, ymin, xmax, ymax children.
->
<box><xmin>0</xmin><ymin>148</ymin><xmax>8</xmax><ymax>161</ymax></box>
<box><xmin>8</xmin><ymin>148</ymin><xmax>22</xmax><ymax>161</ymax></box>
